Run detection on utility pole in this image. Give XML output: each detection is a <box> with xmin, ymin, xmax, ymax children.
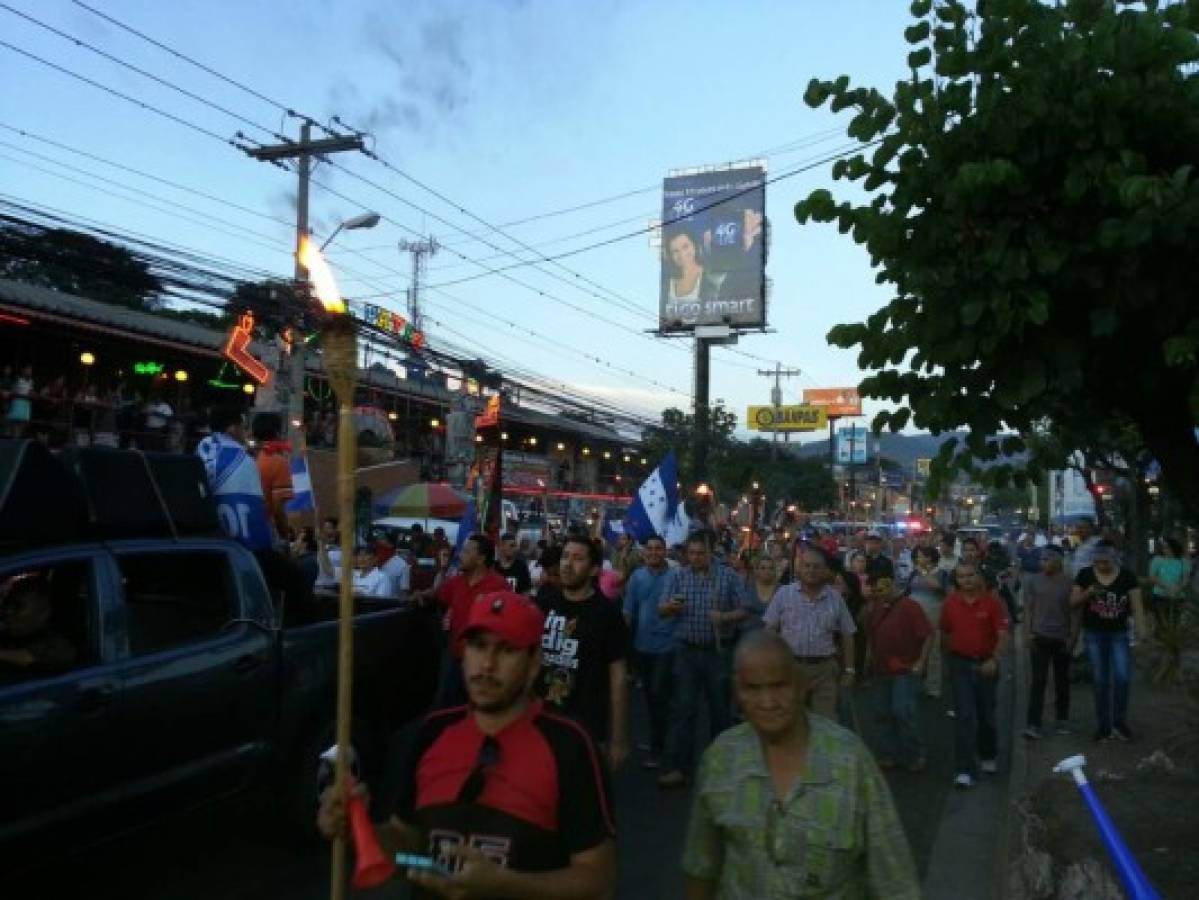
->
<box><xmin>399</xmin><ymin>238</ymin><xmax>439</xmax><ymax>333</ymax></box>
<box><xmin>694</xmin><ymin>337</ymin><xmax>711</xmax><ymax>482</ymax></box>
<box><xmin>247</xmin><ymin>122</ymin><xmax>365</xmax><ymax>443</ymax></box>
<box><xmin>756</xmin><ymin>363</ymin><xmax>802</xmax><ymax>459</ymax></box>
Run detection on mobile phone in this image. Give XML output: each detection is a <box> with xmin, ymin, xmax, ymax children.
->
<box><xmin>394</xmin><ymin>853</ymin><xmax>452</xmax><ymax>877</ymax></box>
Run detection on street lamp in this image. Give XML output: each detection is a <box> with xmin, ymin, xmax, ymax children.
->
<box><xmin>320</xmin><ymin>211</ymin><xmax>381</xmax><ymax>251</ymax></box>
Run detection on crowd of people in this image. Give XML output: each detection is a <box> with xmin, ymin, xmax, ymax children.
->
<box><xmin>21</xmin><ymin>400</ymin><xmax>1173</xmax><ymax>896</ymax></box>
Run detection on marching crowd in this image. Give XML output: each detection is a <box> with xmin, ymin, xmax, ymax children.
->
<box><xmin>179</xmin><ymin>404</ymin><xmax>1185</xmax><ymax>897</ymax></box>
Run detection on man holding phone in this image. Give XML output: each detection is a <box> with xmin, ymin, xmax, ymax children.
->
<box><xmin>317</xmin><ymin>590</ymin><xmax>616</xmax><ymax>898</ymax></box>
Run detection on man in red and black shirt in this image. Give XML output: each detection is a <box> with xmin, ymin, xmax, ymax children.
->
<box><xmin>940</xmin><ymin>561</ymin><xmax>1009</xmax><ymax>789</ymax></box>
<box><xmin>319</xmin><ymin>590</ymin><xmax>616</xmax><ymax>898</ymax></box>
<box><xmin>416</xmin><ymin>534</ymin><xmax>508</xmax><ymax>708</ymax></box>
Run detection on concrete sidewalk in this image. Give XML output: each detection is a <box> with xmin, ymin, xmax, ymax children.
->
<box><xmin>923</xmin><ymin>634</ymin><xmax>1022</xmax><ymax>900</ymax></box>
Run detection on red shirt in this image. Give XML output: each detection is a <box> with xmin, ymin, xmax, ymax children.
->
<box><xmin>940</xmin><ymin>591</ymin><xmax>1009</xmax><ymax>659</ymax></box>
<box><xmin>865</xmin><ymin>596</ymin><xmax>932</xmax><ymax>676</ymax></box>
<box><xmin>436</xmin><ymin>570</ymin><xmax>509</xmax><ymax>657</ymax></box>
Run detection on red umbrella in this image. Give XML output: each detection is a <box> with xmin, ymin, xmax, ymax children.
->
<box><xmin>380</xmin><ymin>482</ymin><xmax>467</xmax><ymax>519</ymax></box>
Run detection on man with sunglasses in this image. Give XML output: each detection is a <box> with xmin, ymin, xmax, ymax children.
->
<box><xmin>682</xmin><ymin>630</ymin><xmax>918</xmax><ymax>898</ymax></box>
<box><xmin>318</xmin><ymin>590</ymin><xmax>617</xmax><ymax>898</ymax></box>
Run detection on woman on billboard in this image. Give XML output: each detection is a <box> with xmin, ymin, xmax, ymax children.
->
<box><xmin>663</xmin><ymin>227</ymin><xmax>725</xmax><ymax>305</ymax></box>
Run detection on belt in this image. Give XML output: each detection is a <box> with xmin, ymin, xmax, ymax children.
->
<box><xmin>680</xmin><ymin>640</ymin><xmax>719</xmax><ymax>650</ymax></box>
<box><xmin>794</xmin><ymin>655</ymin><xmax>836</xmax><ymax>664</ymax></box>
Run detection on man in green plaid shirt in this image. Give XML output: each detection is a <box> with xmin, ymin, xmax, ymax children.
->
<box><xmin>682</xmin><ymin>631</ymin><xmax>919</xmax><ymax>899</ymax></box>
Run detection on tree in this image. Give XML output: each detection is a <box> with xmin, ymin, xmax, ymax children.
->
<box><xmin>231</xmin><ymin>278</ymin><xmax>306</xmax><ymax>336</ymax></box>
<box><xmin>795</xmin><ymin>0</ymin><xmax>1199</xmax><ymax>518</ymax></box>
<box><xmin>641</xmin><ymin>403</ymin><xmax>739</xmax><ymax>486</ymax></box>
<box><xmin>0</xmin><ymin>222</ymin><xmax>163</xmax><ymax>311</ymax></box>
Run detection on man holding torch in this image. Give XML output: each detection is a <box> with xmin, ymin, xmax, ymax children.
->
<box><xmin>317</xmin><ymin>590</ymin><xmax>617</xmax><ymax>899</ymax></box>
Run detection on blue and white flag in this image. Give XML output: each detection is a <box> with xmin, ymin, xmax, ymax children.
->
<box><xmin>196</xmin><ymin>432</ymin><xmax>272</xmax><ymax>551</ymax></box>
<box><xmin>285</xmin><ymin>453</ymin><xmax>315</xmax><ymax>513</ymax></box>
<box><xmin>625</xmin><ymin>451</ymin><xmax>687</xmax><ymax>543</ymax></box>
<box><xmin>453</xmin><ymin>498</ymin><xmax>477</xmax><ymax>562</ymax></box>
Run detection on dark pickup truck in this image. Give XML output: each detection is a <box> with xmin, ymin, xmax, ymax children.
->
<box><xmin>0</xmin><ymin>527</ymin><xmax>440</xmax><ymax>868</ymax></box>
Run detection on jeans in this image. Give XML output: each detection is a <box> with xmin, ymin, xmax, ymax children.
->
<box><xmin>1028</xmin><ymin>636</ymin><xmax>1071</xmax><ymax>727</ymax></box>
<box><xmin>1084</xmin><ymin>629</ymin><xmax>1131</xmax><ymax>734</ymax></box>
<box><xmin>663</xmin><ymin>644</ymin><xmax>731</xmax><ymax>774</ymax></box>
<box><xmin>949</xmin><ymin>654</ymin><xmax>998</xmax><ymax>776</ymax></box>
<box><xmin>873</xmin><ymin>672</ymin><xmax>925</xmax><ymax>764</ymax></box>
<box><xmin>639</xmin><ymin>650</ymin><xmax>675</xmax><ymax>755</ymax></box>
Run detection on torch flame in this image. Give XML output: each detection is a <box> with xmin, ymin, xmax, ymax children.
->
<box><xmin>298</xmin><ymin>235</ymin><xmax>346</xmax><ymax>314</ymax></box>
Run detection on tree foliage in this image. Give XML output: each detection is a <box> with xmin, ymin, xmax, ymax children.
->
<box><xmin>642</xmin><ymin>408</ymin><xmax>835</xmax><ymax>510</ymax></box>
<box><xmin>0</xmin><ymin>222</ymin><xmax>163</xmax><ymax>311</ymax></box>
<box><xmin>795</xmin><ymin>0</ymin><xmax>1199</xmax><ymax>517</ymax></box>
<box><xmin>641</xmin><ymin>404</ymin><xmax>739</xmax><ymax>486</ymax></box>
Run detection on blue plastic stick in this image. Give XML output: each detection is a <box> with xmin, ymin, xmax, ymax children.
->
<box><xmin>1054</xmin><ymin>755</ymin><xmax>1161</xmax><ymax>900</ymax></box>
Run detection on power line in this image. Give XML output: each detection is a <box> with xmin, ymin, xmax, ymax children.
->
<box><xmin>0</xmin><ymin>38</ymin><xmax>247</xmax><ymax>151</ymax></box>
<box><xmin>5</xmin><ymin>18</ymin><xmax>831</xmax><ymax>379</ymax></box>
<box><xmin>421</xmin><ymin>141</ymin><xmax>869</xmax><ymax>290</ymax></box>
<box><xmin>68</xmin><ymin>0</ymin><xmax>305</xmax><ymax>126</ymax></box>
<box><xmin>0</xmin><ymin>4</ymin><xmax>289</xmax><ymax>142</ymax></box>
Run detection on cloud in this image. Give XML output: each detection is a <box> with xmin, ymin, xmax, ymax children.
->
<box><xmin>335</xmin><ymin>3</ymin><xmax>474</xmax><ymax>140</ymax></box>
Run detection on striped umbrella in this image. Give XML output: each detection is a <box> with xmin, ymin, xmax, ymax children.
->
<box><xmin>378</xmin><ymin>482</ymin><xmax>468</xmax><ymax>519</ymax></box>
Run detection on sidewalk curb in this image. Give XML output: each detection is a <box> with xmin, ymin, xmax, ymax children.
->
<box><xmin>996</xmin><ymin>627</ymin><xmax>1030</xmax><ymax>898</ymax></box>
<box><xmin>922</xmin><ymin>631</ymin><xmax>1023</xmax><ymax>899</ymax></box>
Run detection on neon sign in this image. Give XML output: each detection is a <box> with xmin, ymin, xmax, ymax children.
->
<box><xmin>223</xmin><ymin>311</ymin><xmax>271</xmax><ymax>385</ymax></box>
<box><xmin>133</xmin><ymin>361</ymin><xmax>164</xmax><ymax>376</ymax></box>
<box><xmin>361</xmin><ymin>303</ymin><xmax>425</xmax><ymax>350</ymax></box>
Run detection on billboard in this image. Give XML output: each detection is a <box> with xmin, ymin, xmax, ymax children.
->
<box><xmin>836</xmin><ymin>426</ymin><xmax>870</xmax><ymax>464</ymax></box>
<box><xmin>803</xmin><ymin>387</ymin><xmax>862</xmax><ymax>417</ymax></box>
<box><xmin>659</xmin><ymin>166</ymin><xmax>766</xmax><ymax>332</ymax></box>
<box><xmin>746</xmin><ymin>404</ymin><xmax>827</xmax><ymax>432</ymax></box>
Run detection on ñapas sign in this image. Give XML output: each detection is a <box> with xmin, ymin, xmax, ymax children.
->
<box><xmin>362</xmin><ymin>303</ymin><xmax>425</xmax><ymax>350</ymax></box>
<box><xmin>747</xmin><ymin>404</ymin><xmax>827</xmax><ymax>432</ymax></box>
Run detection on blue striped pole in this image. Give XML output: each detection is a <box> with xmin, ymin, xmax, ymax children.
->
<box><xmin>1053</xmin><ymin>755</ymin><xmax>1161</xmax><ymax>900</ymax></box>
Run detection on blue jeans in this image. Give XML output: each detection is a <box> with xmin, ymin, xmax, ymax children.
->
<box><xmin>873</xmin><ymin>672</ymin><xmax>925</xmax><ymax>764</ymax></box>
<box><xmin>663</xmin><ymin>644</ymin><xmax>731</xmax><ymax>774</ymax></box>
<box><xmin>1084</xmin><ymin>629</ymin><xmax>1131</xmax><ymax>734</ymax></box>
<box><xmin>949</xmin><ymin>654</ymin><xmax>998</xmax><ymax>777</ymax></box>
<box><xmin>638</xmin><ymin>650</ymin><xmax>675</xmax><ymax>755</ymax></box>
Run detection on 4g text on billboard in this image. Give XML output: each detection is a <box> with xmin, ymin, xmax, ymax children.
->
<box><xmin>659</xmin><ymin>166</ymin><xmax>766</xmax><ymax>332</ymax></box>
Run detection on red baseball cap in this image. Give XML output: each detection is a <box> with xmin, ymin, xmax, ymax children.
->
<box><xmin>462</xmin><ymin>591</ymin><xmax>545</xmax><ymax>650</ymax></box>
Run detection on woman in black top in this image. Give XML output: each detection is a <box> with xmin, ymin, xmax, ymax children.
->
<box><xmin>1070</xmin><ymin>544</ymin><xmax>1147</xmax><ymax>742</ymax></box>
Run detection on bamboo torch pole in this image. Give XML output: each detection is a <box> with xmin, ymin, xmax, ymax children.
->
<box><xmin>323</xmin><ymin>315</ymin><xmax>358</xmax><ymax>900</ymax></box>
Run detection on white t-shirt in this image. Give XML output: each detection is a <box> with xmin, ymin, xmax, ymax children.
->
<box><xmin>351</xmin><ymin>567</ymin><xmax>391</xmax><ymax>598</ymax></box>
<box><xmin>382</xmin><ymin>554</ymin><xmax>411</xmax><ymax>596</ymax></box>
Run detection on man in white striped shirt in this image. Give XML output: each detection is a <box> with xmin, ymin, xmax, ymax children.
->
<box><xmin>763</xmin><ymin>547</ymin><xmax>857</xmax><ymax>718</ymax></box>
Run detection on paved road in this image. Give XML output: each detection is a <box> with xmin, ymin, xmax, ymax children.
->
<box><xmin>13</xmin><ymin>681</ymin><xmax>965</xmax><ymax>899</ymax></box>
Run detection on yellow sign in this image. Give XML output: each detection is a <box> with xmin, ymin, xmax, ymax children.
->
<box><xmin>747</xmin><ymin>404</ymin><xmax>828</xmax><ymax>432</ymax></box>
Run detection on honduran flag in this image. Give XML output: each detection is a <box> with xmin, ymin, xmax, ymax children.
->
<box><xmin>285</xmin><ymin>452</ymin><xmax>315</xmax><ymax>513</ymax></box>
<box><xmin>624</xmin><ymin>450</ymin><xmax>686</xmax><ymax>543</ymax></box>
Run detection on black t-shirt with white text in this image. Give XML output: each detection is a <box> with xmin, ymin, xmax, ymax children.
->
<box><xmin>1074</xmin><ymin>567</ymin><xmax>1139</xmax><ymax>633</ymax></box>
<box><xmin>536</xmin><ymin>589</ymin><xmax>629</xmax><ymax>742</ymax></box>
<box><xmin>495</xmin><ymin>558</ymin><xmax>532</xmax><ymax>594</ymax></box>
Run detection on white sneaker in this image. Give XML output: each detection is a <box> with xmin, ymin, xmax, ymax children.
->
<box><xmin>954</xmin><ymin>773</ymin><xmax>973</xmax><ymax>789</ymax></box>
<box><xmin>980</xmin><ymin>759</ymin><xmax>999</xmax><ymax>774</ymax></box>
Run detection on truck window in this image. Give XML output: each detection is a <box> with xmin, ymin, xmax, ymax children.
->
<box><xmin>119</xmin><ymin>551</ymin><xmax>236</xmax><ymax>656</ymax></box>
<box><xmin>0</xmin><ymin>561</ymin><xmax>93</xmax><ymax>685</ymax></box>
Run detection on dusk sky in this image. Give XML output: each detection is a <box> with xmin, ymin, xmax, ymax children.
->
<box><xmin>1</xmin><ymin>0</ymin><xmax>916</xmax><ymax>436</ymax></box>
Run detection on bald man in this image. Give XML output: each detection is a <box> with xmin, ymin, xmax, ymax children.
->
<box><xmin>682</xmin><ymin>631</ymin><xmax>918</xmax><ymax>899</ymax></box>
